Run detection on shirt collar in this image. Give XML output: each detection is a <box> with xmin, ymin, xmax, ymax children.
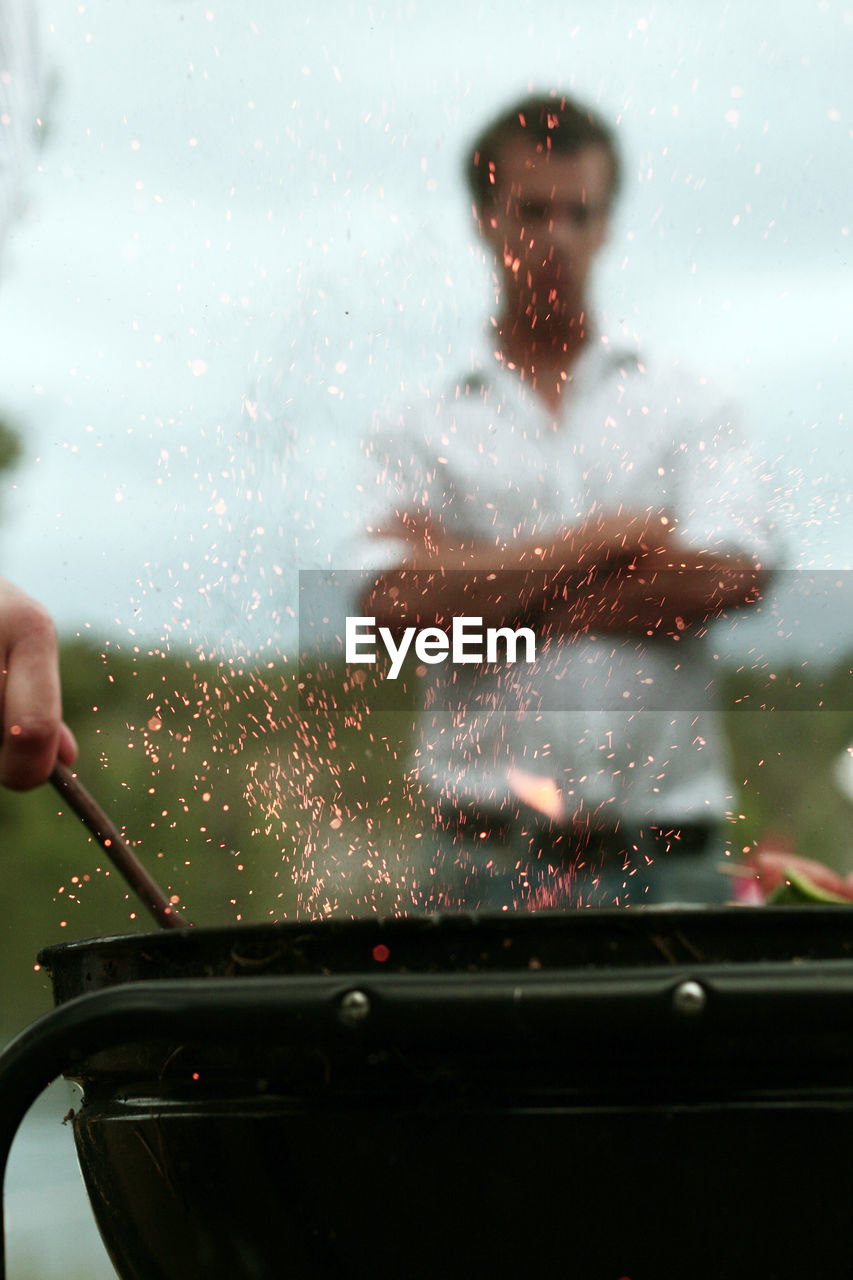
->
<box><xmin>467</xmin><ymin>316</ymin><xmax>642</xmax><ymax>399</ymax></box>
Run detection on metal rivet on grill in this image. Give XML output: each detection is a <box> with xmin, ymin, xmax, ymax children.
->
<box><xmin>672</xmin><ymin>980</ymin><xmax>706</xmax><ymax>1017</ymax></box>
<box><xmin>340</xmin><ymin>989</ymin><xmax>371</xmax><ymax>1025</ymax></box>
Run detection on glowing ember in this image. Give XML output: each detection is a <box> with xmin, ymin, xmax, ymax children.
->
<box><xmin>506</xmin><ymin>768</ymin><xmax>565</xmax><ymax>822</ymax></box>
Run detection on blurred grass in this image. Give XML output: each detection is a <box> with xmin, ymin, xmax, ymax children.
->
<box><xmin>0</xmin><ymin>637</ymin><xmax>423</xmax><ymax>1036</ymax></box>
<box><xmin>0</xmin><ymin>636</ymin><xmax>851</xmax><ymax>1037</ymax></box>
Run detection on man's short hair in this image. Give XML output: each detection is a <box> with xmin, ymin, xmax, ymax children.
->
<box><xmin>465</xmin><ymin>92</ymin><xmax>621</xmax><ymax>211</ymax></box>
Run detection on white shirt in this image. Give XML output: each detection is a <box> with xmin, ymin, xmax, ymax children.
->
<box><xmin>352</xmin><ymin>327</ymin><xmax>779</xmax><ymax>827</ymax></box>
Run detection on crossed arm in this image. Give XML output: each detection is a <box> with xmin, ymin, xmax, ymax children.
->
<box><xmin>360</xmin><ymin>508</ymin><xmax>766</xmax><ymax>638</ymax></box>
<box><xmin>0</xmin><ymin>578</ymin><xmax>76</xmax><ymax>789</ymax></box>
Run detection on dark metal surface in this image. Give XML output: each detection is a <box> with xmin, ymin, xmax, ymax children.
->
<box><xmin>1</xmin><ymin>908</ymin><xmax>852</xmax><ymax>1279</ymax></box>
<box><xmin>36</xmin><ymin>904</ymin><xmax>853</xmax><ymax>999</ymax></box>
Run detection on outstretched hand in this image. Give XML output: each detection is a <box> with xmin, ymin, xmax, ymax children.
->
<box><xmin>0</xmin><ymin>578</ymin><xmax>77</xmax><ymax>790</ymax></box>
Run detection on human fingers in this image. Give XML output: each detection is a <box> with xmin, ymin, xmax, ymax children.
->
<box><xmin>0</xmin><ymin>593</ymin><xmax>64</xmax><ymax>790</ymax></box>
<box><xmin>57</xmin><ymin>721</ymin><xmax>78</xmax><ymax>767</ymax></box>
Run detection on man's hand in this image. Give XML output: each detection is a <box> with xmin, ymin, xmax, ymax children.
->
<box><xmin>0</xmin><ymin>578</ymin><xmax>77</xmax><ymax>790</ymax></box>
<box><xmin>553</xmin><ymin>554</ymin><xmax>765</xmax><ymax>638</ymax></box>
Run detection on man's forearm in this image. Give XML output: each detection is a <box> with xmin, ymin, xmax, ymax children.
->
<box><xmin>547</xmin><ymin>555</ymin><xmax>766</xmax><ymax>639</ymax></box>
<box><xmin>361</xmin><ymin>540</ymin><xmax>765</xmax><ymax>639</ymax></box>
<box><xmin>360</xmin><ymin>509</ymin><xmax>671</xmax><ymax>628</ymax></box>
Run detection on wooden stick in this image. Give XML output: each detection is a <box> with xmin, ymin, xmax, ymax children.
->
<box><xmin>50</xmin><ymin>761</ymin><xmax>188</xmax><ymax>930</ymax></box>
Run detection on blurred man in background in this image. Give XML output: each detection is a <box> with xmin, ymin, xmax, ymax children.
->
<box><xmin>358</xmin><ymin>92</ymin><xmax>778</xmax><ymax>909</ymax></box>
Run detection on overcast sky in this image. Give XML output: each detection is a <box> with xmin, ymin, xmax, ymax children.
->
<box><xmin>0</xmin><ymin>0</ymin><xmax>850</xmax><ymax>659</ymax></box>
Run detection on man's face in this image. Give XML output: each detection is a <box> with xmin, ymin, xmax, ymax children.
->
<box><xmin>480</xmin><ymin>141</ymin><xmax>613</xmax><ymax>320</ymax></box>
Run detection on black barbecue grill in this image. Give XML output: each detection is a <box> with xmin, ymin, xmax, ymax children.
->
<box><xmin>0</xmin><ymin>907</ymin><xmax>851</xmax><ymax>1279</ymax></box>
